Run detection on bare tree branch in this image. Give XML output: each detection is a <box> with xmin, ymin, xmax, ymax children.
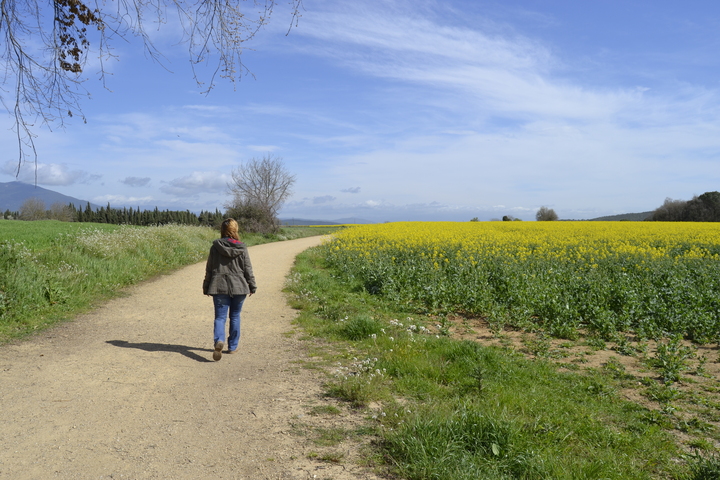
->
<box><xmin>0</xmin><ymin>0</ymin><xmax>303</xmax><ymax>176</ymax></box>
<box><xmin>227</xmin><ymin>153</ymin><xmax>295</xmax><ymax>218</ymax></box>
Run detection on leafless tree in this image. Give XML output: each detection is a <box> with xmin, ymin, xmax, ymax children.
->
<box><xmin>649</xmin><ymin>197</ymin><xmax>687</xmax><ymax>221</ymax></box>
<box><xmin>19</xmin><ymin>197</ymin><xmax>46</xmax><ymax>220</ymax></box>
<box><xmin>227</xmin><ymin>154</ymin><xmax>295</xmax><ymax>219</ymax></box>
<box><xmin>2</xmin><ymin>0</ymin><xmax>303</xmax><ymax>173</ymax></box>
<box><xmin>49</xmin><ymin>201</ymin><xmax>75</xmax><ymax>221</ymax></box>
<box><xmin>536</xmin><ymin>206</ymin><xmax>558</xmax><ymax>221</ymax></box>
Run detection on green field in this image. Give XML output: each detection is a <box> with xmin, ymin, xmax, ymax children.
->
<box><xmin>324</xmin><ymin>221</ymin><xmax>720</xmax><ymax>343</ymax></box>
<box><xmin>285</xmin><ymin>224</ymin><xmax>720</xmax><ymax>480</ymax></box>
<box><xmin>0</xmin><ymin>220</ymin><xmax>333</xmax><ymax>341</ymax></box>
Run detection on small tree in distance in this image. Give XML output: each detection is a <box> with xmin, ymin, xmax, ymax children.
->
<box><xmin>536</xmin><ymin>206</ymin><xmax>559</xmax><ymax>221</ymax></box>
<box><xmin>226</xmin><ymin>199</ymin><xmax>278</xmax><ymax>235</ymax></box>
<box><xmin>19</xmin><ymin>198</ymin><xmax>47</xmax><ymax>220</ymax></box>
<box><xmin>49</xmin><ymin>202</ymin><xmax>75</xmax><ymax>222</ymax></box>
<box><xmin>226</xmin><ymin>154</ymin><xmax>296</xmax><ymax>234</ymax></box>
<box><xmin>650</xmin><ymin>198</ymin><xmax>687</xmax><ymax>221</ymax></box>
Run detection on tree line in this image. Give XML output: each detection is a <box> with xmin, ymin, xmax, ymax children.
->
<box><xmin>4</xmin><ymin>154</ymin><xmax>297</xmax><ymax>233</ymax></box>
<box><xmin>648</xmin><ymin>191</ymin><xmax>720</xmax><ymax>222</ymax></box>
<box><xmin>5</xmin><ymin>198</ymin><xmax>225</xmax><ymax>227</ymax></box>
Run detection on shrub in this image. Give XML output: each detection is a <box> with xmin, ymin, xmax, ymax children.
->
<box><xmin>536</xmin><ymin>206</ymin><xmax>558</xmax><ymax>221</ymax></box>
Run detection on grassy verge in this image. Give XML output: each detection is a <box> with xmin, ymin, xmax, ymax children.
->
<box><xmin>0</xmin><ymin>220</ymin><xmax>336</xmax><ymax>342</ymax></box>
<box><xmin>286</xmin><ymin>245</ymin><xmax>718</xmax><ymax>479</ymax></box>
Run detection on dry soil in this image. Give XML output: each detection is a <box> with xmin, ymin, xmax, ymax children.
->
<box><xmin>0</xmin><ymin>236</ymin><xmax>382</xmax><ymax>480</ymax></box>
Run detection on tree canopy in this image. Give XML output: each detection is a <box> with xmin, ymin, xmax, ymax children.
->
<box><xmin>536</xmin><ymin>206</ymin><xmax>559</xmax><ymax>221</ymax></box>
<box><xmin>1</xmin><ymin>0</ymin><xmax>302</xmax><ymax>170</ymax></box>
<box><xmin>649</xmin><ymin>191</ymin><xmax>720</xmax><ymax>222</ymax></box>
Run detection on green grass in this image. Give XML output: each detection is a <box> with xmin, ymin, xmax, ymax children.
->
<box><xmin>0</xmin><ymin>220</ymin><xmax>336</xmax><ymax>342</ymax></box>
<box><xmin>286</xmin><ymin>246</ymin><xmax>714</xmax><ymax>479</ymax></box>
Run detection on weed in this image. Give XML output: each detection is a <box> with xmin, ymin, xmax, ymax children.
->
<box><xmin>586</xmin><ymin>335</ymin><xmax>606</xmax><ymax>350</ymax></box>
<box><xmin>522</xmin><ymin>334</ymin><xmax>551</xmax><ymax>357</ymax></box>
<box><xmin>436</xmin><ymin>315</ymin><xmax>451</xmax><ymax>336</ymax></box>
<box><xmin>687</xmin><ymin>438</ymin><xmax>714</xmax><ymax>451</ymax></box>
<box><xmin>651</xmin><ymin>335</ymin><xmax>694</xmax><ymax>384</ymax></box>
<box><xmin>602</xmin><ymin>357</ymin><xmax>634</xmax><ymax>380</ymax></box>
<box><xmin>644</xmin><ymin>382</ymin><xmax>682</xmax><ymax>403</ymax></box>
<box><xmin>313</xmin><ymin>427</ymin><xmax>347</xmax><ymax>447</ymax></box>
<box><xmin>695</xmin><ymin>354</ymin><xmax>710</xmax><ymax>377</ymax></box>
<box><xmin>689</xmin><ymin>452</ymin><xmax>720</xmax><ymax>480</ymax></box>
<box><xmin>308</xmin><ymin>405</ymin><xmax>342</xmax><ymax>416</ymax></box>
<box><xmin>613</xmin><ymin>335</ymin><xmax>638</xmax><ymax>356</ymax></box>
<box><xmin>326</xmin><ymin>371</ymin><xmax>387</xmax><ymax>408</ymax></box>
<box><xmin>336</xmin><ymin>315</ymin><xmax>383</xmax><ymax>341</ymax></box>
<box><xmin>318</xmin><ymin>451</ymin><xmax>345</xmax><ymax>463</ymax></box>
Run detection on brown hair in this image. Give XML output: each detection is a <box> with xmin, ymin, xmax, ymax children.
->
<box><xmin>220</xmin><ymin>218</ymin><xmax>240</xmax><ymax>240</ymax></box>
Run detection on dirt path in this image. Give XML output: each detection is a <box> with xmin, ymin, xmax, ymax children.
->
<box><xmin>0</xmin><ymin>236</ymin><xmax>381</xmax><ymax>480</ymax></box>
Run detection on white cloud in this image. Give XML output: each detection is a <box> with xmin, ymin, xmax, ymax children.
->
<box><xmin>93</xmin><ymin>194</ymin><xmax>155</xmax><ymax>205</ymax></box>
<box><xmin>182</xmin><ymin>105</ymin><xmax>232</xmax><ymax>113</ymax></box>
<box><xmin>121</xmin><ymin>176</ymin><xmax>151</xmax><ymax>187</ymax></box>
<box><xmin>280</xmin><ymin>196</ymin><xmax>544</xmax><ymax>223</ymax></box>
<box><xmin>296</xmin><ymin>1</ymin><xmax>720</xmax><ymax>131</ymax></box>
<box><xmin>248</xmin><ymin>145</ymin><xmax>281</xmax><ymax>152</ymax></box>
<box><xmin>271</xmin><ymin>1</ymin><xmax>720</xmax><ymax>220</ymax></box>
<box><xmin>160</xmin><ymin>171</ymin><xmax>230</xmax><ymax>196</ymax></box>
<box><xmin>3</xmin><ymin>1</ymin><xmax>717</xmax><ymax>223</ymax></box>
<box><xmin>312</xmin><ymin>195</ymin><xmax>336</xmax><ymax>204</ymax></box>
<box><xmin>4</xmin><ymin>160</ymin><xmax>100</xmax><ymax>186</ymax></box>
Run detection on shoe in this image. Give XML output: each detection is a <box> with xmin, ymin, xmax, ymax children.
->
<box><xmin>227</xmin><ymin>349</ymin><xmax>238</xmax><ymax>354</ymax></box>
<box><xmin>213</xmin><ymin>341</ymin><xmax>224</xmax><ymax>361</ymax></box>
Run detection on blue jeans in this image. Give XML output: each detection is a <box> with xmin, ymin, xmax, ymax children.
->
<box><xmin>212</xmin><ymin>294</ymin><xmax>247</xmax><ymax>352</ymax></box>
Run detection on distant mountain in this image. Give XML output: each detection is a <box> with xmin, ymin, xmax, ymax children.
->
<box><xmin>280</xmin><ymin>217</ymin><xmax>374</xmax><ymax>226</ymax></box>
<box><xmin>588</xmin><ymin>211</ymin><xmax>654</xmax><ymax>221</ymax></box>
<box><xmin>281</xmin><ymin>218</ymin><xmax>339</xmax><ymax>226</ymax></box>
<box><xmin>334</xmin><ymin>217</ymin><xmax>374</xmax><ymax>224</ymax></box>
<box><xmin>0</xmin><ymin>181</ymin><xmax>99</xmax><ymax>212</ymax></box>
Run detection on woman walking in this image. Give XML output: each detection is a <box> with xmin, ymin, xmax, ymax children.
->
<box><xmin>203</xmin><ymin>218</ymin><xmax>257</xmax><ymax>361</ymax></box>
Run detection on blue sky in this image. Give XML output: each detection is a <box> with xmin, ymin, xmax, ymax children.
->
<box><xmin>2</xmin><ymin>0</ymin><xmax>720</xmax><ymax>221</ymax></box>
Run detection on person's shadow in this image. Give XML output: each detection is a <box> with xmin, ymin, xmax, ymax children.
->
<box><xmin>107</xmin><ymin>340</ymin><xmax>214</xmax><ymax>363</ymax></box>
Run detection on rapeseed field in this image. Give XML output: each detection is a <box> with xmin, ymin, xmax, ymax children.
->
<box><xmin>325</xmin><ymin>221</ymin><xmax>720</xmax><ymax>342</ymax></box>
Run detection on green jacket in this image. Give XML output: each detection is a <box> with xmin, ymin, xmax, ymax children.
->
<box><xmin>202</xmin><ymin>238</ymin><xmax>257</xmax><ymax>296</ymax></box>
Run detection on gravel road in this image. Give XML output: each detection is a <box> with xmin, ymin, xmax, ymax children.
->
<box><xmin>0</xmin><ymin>236</ymin><xmax>382</xmax><ymax>480</ymax></box>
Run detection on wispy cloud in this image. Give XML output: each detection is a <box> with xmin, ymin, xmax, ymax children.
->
<box><xmin>4</xmin><ymin>161</ymin><xmax>101</xmax><ymax>186</ymax></box>
<box><xmin>312</xmin><ymin>195</ymin><xmax>336</xmax><ymax>204</ymax></box>
<box><xmin>277</xmin><ymin>1</ymin><xmax>720</xmax><ymax>219</ymax></box>
<box><xmin>94</xmin><ymin>194</ymin><xmax>155</xmax><ymax>205</ymax></box>
<box><xmin>3</xmin><ymin>1</ymin><xmax>717</xmax><ymax>222</ymax></box>
<box><xmin>160</xmin><ymin>171</ymin><xmax>230</xmax><ymax>196</ymax></box>
<box><xmin>297</xmin><ymin>1</ymin><xmax>720</xmax><ymax>130</ymax></box>
<box><xmin>121</xmin><ymin>176</ymin><xmax>151</xmax><ymax>187</ymax></box>
<box><xmin>248</xmin><ymin>145</ymin><xmax>281</xmax><ymax>152</ymax></box>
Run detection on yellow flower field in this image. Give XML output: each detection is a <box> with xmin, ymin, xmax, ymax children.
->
<box><xmin>324</xmin><ymin>221</ymin><xmax>720</xmax><ymax>341</ymax></box>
